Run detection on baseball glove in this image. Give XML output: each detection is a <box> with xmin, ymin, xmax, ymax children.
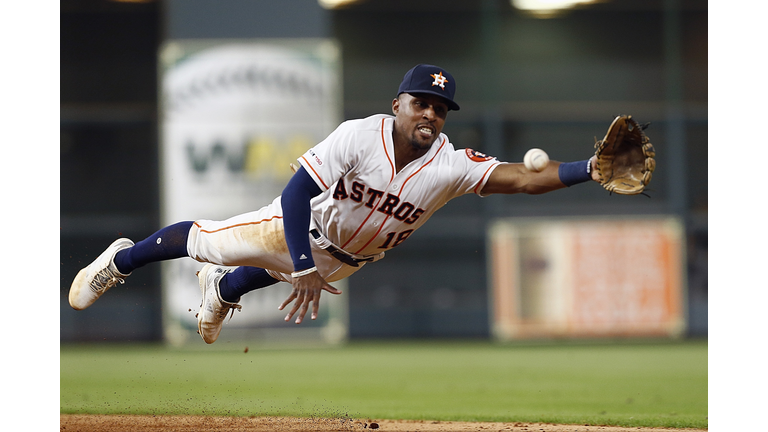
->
<box><xmin>594</xmin><ymin>115</ymin><xmax>656</xmax><ymax>195</ymax></box>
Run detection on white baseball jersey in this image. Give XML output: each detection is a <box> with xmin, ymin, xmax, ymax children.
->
<box><xmin>298</xmin><ymin>114</ymin><xmax>501</xmax><ymax>258</ymax></box>
<box><xmin>187</xmin><ymin>114</ymin><xmax>501</xmax><ymax>283</ymax></box>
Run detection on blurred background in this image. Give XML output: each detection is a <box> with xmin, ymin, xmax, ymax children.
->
<box><xmin>60</xmin><ymin>0</ymin><xmax>707</xmax><ymax>343</ymax></box>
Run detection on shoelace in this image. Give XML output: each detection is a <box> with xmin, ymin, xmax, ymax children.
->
<box><xmin>215</xmin><ymin>302</ymin><xmax>242</xmax><ymax>323</ymax></box>
<box><xmin>89</xmin><ymin>266</ymin><xmax>126</xmax><ymax>294</ymax></box>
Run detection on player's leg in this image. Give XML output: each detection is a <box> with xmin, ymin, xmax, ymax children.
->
<box><xmin>196</xmin><ymin>265</ymin><xmax>281</xmax><ymax>343</ymax></box>
<box><xmin>68</xmin><ymin>221</ymin><xmax>195</xmax><ymax>310</ymax></box>
<box><xmin>112</xmin><ymin>221</ymin><xmax>194</xmax><ymax>274</ymax></box>
<box><xmin>70</xmin><ymin>195</ymin><xmax>290</xmax><ymax>314</ymax></box>
<box><xmin>187</xmin><ymin>198</ymin><xmax>295</xmax><ymax>343</ymax></box>
<box><xmin>195</xmin><ymin>256</ymin><xmax>360</xmax><ymax>344</ymax></box>
<box><xmin>189</xmin><ymin>196</ymin><xmax>365</xmax><ymax>343</ymax></box>
<box><xmin>218</xmin><ymin>266</ymin><xmax>279</xmax><ymax>302</ymax></box>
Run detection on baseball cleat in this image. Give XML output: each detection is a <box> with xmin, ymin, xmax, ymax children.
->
<box><xmin>68</xmin><ymin>238</ymin><xmax>134</xmax><ymax>310</ymax></box>
<box><xmin>197</xmin><ymin>264</ymin><xmax>242</xmax><ymax>344</ymax></box>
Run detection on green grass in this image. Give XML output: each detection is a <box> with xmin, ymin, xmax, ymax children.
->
<box><xmin>60</xmin><ymin>339</ymin><xmax>707</xmax><ymax>429</ymax></box>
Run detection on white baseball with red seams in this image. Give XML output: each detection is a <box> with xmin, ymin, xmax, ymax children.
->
<box><xmin>524</xmin><ymin>148</ymin><xmax>549</xmax><ymax>172</ymax></box>
<box><xmin>299</xmin><ymin>114</ymin><xmax>501</xmax><ymax>258</ymax></box>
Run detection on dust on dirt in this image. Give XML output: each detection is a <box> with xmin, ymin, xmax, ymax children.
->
<box><xmin>60</xmin><ymin>414</ymin><xmax>707</xmax><ymax>432</ymax></box>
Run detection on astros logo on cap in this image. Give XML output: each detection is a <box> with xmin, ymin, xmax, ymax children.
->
<box><xmin>397</xmin><ymin>64</ymin><xmax>460</xmax><ymax>110</ymax></box>
<box><xmin>430</xmin><ymin>72</ymin><xmax>448</xmax><ymax>90</ymax></box>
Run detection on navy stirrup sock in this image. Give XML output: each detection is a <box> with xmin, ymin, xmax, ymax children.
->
<box><xmin>113</xmin><ymin>221</ymin><xmax>194</xmax><ymax>274</ymax></box>
<box><xmin>218</xmin><ymin>267</ymin><xmax>280</xmax><ymax>303</ymax></box>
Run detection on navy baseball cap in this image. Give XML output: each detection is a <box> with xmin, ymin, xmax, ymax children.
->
<box><xmin>397</xmin><ymin>64</ymin><xmax>460</xmax><ymax>111</ymax></box>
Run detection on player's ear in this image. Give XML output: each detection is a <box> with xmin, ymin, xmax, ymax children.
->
<box><xmin>392</xmin><ymin>97</ymin><xmax>400</xmax><ymax>115</ymax></box>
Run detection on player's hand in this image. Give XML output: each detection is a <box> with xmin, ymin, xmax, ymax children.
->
<box><xmin>278</xmin><ymin>271</ymin><xmax>342</xmax><ymax>324</ymax></box>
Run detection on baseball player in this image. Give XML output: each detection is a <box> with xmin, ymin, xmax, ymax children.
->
<box><xmin>69</xmin><ymin>64</ymin><xmax>599</xmax><ymax>344</ymax></box>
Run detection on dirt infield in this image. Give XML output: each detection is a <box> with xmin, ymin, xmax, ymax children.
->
<box><xmin>60</xmin><ymin>415</ymin><xmax>707</xmax><ymax>432</ymax></box>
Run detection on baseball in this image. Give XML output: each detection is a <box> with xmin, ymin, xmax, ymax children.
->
<box><xmin>524</xmin><ymin>148</ymin><xmax>549</xmax><ymax>172</ymax></box>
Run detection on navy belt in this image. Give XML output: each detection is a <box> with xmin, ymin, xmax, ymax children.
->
<box><xmin>310</xmin><ymin>229</ymin><xmax>373</xmax><ymax>267</ymax></box>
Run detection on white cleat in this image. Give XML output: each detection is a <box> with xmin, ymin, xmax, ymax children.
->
<box><xmin>197</xmin><ymin>264</ymin><xmax>242</xmax><ymax>344</ymax></box>
<box><xmin>68</xmin><ymin>238</ymin><xmax>134</xmax><ymax>310</ymax></box>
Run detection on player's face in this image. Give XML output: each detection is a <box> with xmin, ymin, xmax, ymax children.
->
<box><xmin>392</xmin><ymin>93</ymin><xmax>448</xmax><ymax>150</ymax></box>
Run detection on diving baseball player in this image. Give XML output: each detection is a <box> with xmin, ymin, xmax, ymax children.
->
<box><xmin>69</xmin><ymin>64</ymin><xmax>600</xmax><ymax>344</ymax></box>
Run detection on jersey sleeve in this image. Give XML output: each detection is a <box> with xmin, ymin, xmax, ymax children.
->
<box><xmin>447</xmin><ymin>148</ymin><xmax>502</xmax><ymax>198</ymax></box>
<box><xmin>297</xmin><ymin>121</ymin><xmax>358</xmax><ymax>192</ymax></box>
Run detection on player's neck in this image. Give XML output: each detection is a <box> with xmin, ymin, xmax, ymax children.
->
<box><xmin>392</xmin><ymin>132</ymin><xmax>430</xmax><ymax>173</ymax></box>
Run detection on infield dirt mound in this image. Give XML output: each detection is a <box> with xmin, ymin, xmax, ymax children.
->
<box><xmin>60</xmin><ymin>414</ymin><xmax>707</xmax><ymax>432</ymax></box>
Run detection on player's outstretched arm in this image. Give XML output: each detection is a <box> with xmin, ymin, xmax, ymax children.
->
<box><xmin>481</xmin><ymin>157</ymin><xmax>599</xmax><ymax>195</ymax></box>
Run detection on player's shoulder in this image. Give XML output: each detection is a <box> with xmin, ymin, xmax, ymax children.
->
<box><xmin>437</xmin><ymin>139</ymin><xmax>499</xmax><ymax>165</ymax></box>
<box><xmin>338</xmin><ymin>114</ymin><xmax>393</xmax><ymax>132</ymax></box>
<box><xmin>320</xmin><ymin>114</ymin><xmax>393</xmax><ymax>152</ymax></box>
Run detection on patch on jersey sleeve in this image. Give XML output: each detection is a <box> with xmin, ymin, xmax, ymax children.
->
<box><xmin>465</xmin><ymin>148</ymin><xmax>495</xmax><ymax>162</ymax></box>
<box><xmin>308</xmin><ymin>149</ymin><xmax>323</xmax><ymax>166</ymax></box>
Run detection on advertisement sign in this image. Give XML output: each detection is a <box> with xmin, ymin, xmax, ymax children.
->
<box><xmin>489</xmin><ymin>217</ymin><xmax>686</xmax><ymax>340</ymax></box>
<box><xmin>159</xmin><ymin>39</ymin><xmax>345</xmax><ymax>346</ymax></box>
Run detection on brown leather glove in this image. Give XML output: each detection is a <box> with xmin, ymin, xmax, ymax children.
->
<box><xmin>594</xmin><ymin>115</ymin><xmax>656</xmax><ymax>195</ymax></box>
